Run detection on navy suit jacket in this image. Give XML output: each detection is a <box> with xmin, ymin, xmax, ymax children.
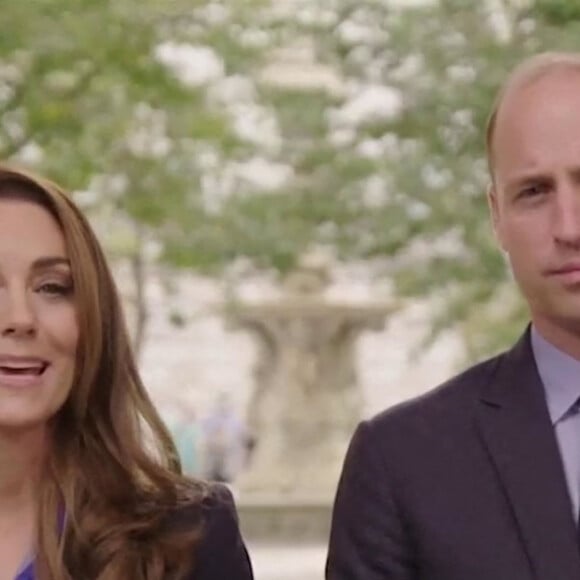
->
<box><xmin>326</xmin><ymin>328</ymin><xmax>580</xmax><ymax>580</ymax></box>
<box><xmin>184</xmin><ymin>485</ymin><xmax>253</xmax><ymax>580</ymax></box>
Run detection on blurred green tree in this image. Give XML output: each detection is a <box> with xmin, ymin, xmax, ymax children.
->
<box><xmin>2</xmin><ymin>0</ymin><xmax>576</xmax><ymax>360</ymax></box>
<box><xmin>228</xmin><ymin>0</ymin><xmax>579</xmax><ymax>361</ymax></box>
<box><xmin>0</xmin><ymin>0</ymin><xmax>268</xmax><ymax>352</ymax></box>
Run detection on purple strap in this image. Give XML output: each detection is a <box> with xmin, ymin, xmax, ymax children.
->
<box><xmin>14</xmin><ymin>508</ymin><xmax>66</xmax><ymax>580</ymax></box>
<box><xmin>14</xmin><ymin>562</ymin><xmax>34</xmax><ymax>580</ymax></box>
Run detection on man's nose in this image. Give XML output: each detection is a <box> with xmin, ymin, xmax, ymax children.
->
<box><xmin>553</xmin><ymin>184</ymin><xmax>580</xmax><ymax>248</ymax></box>
<box><xmin>0</xmin><ymin>289</ymin><xmax>37</xmax><ymax>338</ymax></box>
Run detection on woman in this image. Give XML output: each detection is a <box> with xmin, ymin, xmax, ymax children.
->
<box><xmin>0</xmin><ymin>165</ymin><xmax>253</xmax><ymax>580</ymax></box>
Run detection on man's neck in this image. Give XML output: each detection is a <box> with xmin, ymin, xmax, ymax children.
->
<box><xmin>532</xmin><ymin>317</ymin><xmax>580</xmax><ymax>361</ymax></box>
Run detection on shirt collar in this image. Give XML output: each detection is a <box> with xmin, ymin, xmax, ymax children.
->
<box><xmin>531</xmin><ymin>326</ymin><xmax>580</xmax><ymax>425</ymax></box>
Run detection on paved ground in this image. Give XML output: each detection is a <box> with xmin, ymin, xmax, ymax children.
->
<box><xmin>248</xmin><ymin>543</ymin><xmax>326</xmax><ymax>580</ymax></box>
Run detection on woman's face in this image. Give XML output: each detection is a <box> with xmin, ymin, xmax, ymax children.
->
<box><xmin>0</xmin><ymin>199</ymin><xmax>78</xmax><ymax>431</ymax></box>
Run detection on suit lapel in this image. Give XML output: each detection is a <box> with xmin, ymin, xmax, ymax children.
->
<box><xmin>476</xmin><ymin>328</ymin><xmax>580</xmax><ymax>579</ymax></box>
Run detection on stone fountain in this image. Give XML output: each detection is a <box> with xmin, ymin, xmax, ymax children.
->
<box><xmin>227</xmin><ymin>255</ymin><xmax>396</xmax><ymax>541</ymax></box>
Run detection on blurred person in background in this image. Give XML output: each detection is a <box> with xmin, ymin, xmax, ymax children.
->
<box><xmin>327</xmin><ymin>52</ymin><xmax>580</xmax><ymax>580</ymax></box>
<box><xmin>164</xmin><ymin>400</ymin><xmax>201</xmax><ymax>478</ymax></box>
<box><xmin>202</xmin><ymin>393</ymin><xmax>247</xmax><ymax>484</ymax></box>
<box><xmin>0</xmin><ymin>165</ymin><xmax>253</xmax><ymax>580</ymax></box>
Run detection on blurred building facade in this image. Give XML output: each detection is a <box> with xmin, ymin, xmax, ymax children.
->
<box><xmin>124</xmin><ymin>265</ymin><xmax>463</xmax><ymax>440</ymax></box>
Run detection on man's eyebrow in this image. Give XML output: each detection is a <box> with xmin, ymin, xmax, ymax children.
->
<box><xmin>505</xmin><ymin>173</ymin><xmax>553</xmax><ymax>190</ymax></box>
<box><xmin>31</xmin><ymin>257</ymin><xmax>71</xmax><ymax>270</ymax></box>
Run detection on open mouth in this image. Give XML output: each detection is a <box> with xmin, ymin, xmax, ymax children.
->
<box><xmin>0</xmin><ymin>363</ymin><xmax>49</xmax><ymax>376</ymax></box>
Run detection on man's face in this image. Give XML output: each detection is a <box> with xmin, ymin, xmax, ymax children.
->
<box><xmin>490</xmin><ymin>70</ymin><xmax>580</xmax><ymax>333</ymax></box>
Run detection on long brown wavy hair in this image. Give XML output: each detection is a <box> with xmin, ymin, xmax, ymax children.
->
<box><xmin>0</xmin><ymin>165</ymin><xmax>208</xmax><ymax>579</ymax></box>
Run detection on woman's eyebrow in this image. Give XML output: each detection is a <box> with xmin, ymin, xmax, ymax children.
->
<box><xmin>31</xmin><ymin>256</ymin><xmax>71</xmax><ymax>270</ymax></box>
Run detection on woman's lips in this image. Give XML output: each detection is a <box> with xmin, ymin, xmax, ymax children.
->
<box><xmin>0</xmin><ymin>359</ymin><xmax>50</xmax><ymax>388</ymax></box>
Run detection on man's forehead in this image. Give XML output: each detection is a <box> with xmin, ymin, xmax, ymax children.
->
<box><xmin>498</xmin><ymin>68</ymin><xmax>580</xmax><ymax>121</ymax></box>
<box><xmin>489</xmin><ymin>70</ymin><xmax>580</xmax><ymax>188</ymax></box>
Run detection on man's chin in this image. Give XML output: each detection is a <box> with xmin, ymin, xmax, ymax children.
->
<box><xmin>540</xmin><ymin>307</ymin><xmax>580</xmax><ymax>335</ymax></box>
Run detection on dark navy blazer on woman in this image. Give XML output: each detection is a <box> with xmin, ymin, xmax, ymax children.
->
<box><xmin>15</xmin><ymin>484</ymin><xmax>253</xmax><ymax>580</ymax></box>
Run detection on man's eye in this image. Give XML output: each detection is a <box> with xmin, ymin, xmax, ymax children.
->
<box><xmin>519</xmin><ymin>184</ymin><xmax>547</xmax><ymax>198</ymax></box>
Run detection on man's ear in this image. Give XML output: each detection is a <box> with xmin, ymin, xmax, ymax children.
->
<box><xmin>487</xmin><ymin>184</ymin><xmax>507</xmax><ymax>251</ymax></box>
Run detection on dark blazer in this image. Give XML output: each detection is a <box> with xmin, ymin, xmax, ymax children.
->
<box><xmin>185</xmin><ymin>484</ymin><xmax>253</xmax><ymax>580</ymax></box>
<box><xmin>326</xmin><ymin>328</ymin><xmax>580</xmax><ymax>580</ymax></box>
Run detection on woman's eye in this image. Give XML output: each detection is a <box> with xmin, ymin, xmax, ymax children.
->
<box><xmin>37</xmin><ymin>282</ymin><xmax>73</xmax><ymax>297</ymax></box>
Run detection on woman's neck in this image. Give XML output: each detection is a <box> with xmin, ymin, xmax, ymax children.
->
<box><xmin>0</xmin><ymin>426</ymin><xmax>47</xmax><ymax>515</ymax></box>
<box><xmin>0</xmin><ymin>428</ymin><xmax>47</xmax><ymax>580</ymax></box>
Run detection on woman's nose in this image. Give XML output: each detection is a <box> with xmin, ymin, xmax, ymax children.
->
<box><xmin>0</xmin><ymin>290</ymin><xmax>37</xmax><ymax>338</ymax></box>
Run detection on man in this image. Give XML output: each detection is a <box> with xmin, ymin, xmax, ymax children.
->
<box><xmin>326</xmin><ymin>52</ymin><xmax>580</xmax><ymax>580</ymax></box>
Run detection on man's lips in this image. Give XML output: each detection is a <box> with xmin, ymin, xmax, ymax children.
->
<box><xmin>545</xmin><ymin>262</ymin><xmax>580</xmax><ymax>286</ymax></box>
<box><xmin>546</xmin><ymin>263</ymin><xmax>580</xmax><ymax>276</ymax></box>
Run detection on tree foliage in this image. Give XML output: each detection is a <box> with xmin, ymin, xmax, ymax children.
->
<box><xmin>1</xmin><ymin>0</ymin><xmax>576</xmax><ymax>359</ymax></box>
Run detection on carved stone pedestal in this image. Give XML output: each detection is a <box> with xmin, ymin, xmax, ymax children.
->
<box><xmin>236</xmin><ymin>495</ymin><xmax>333</xmax><ymax>543</ymax></box>
<box><xmin>227</xmin><ymin>257</ymin><xmax>396</xmax><ymax>539</ymax></box>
